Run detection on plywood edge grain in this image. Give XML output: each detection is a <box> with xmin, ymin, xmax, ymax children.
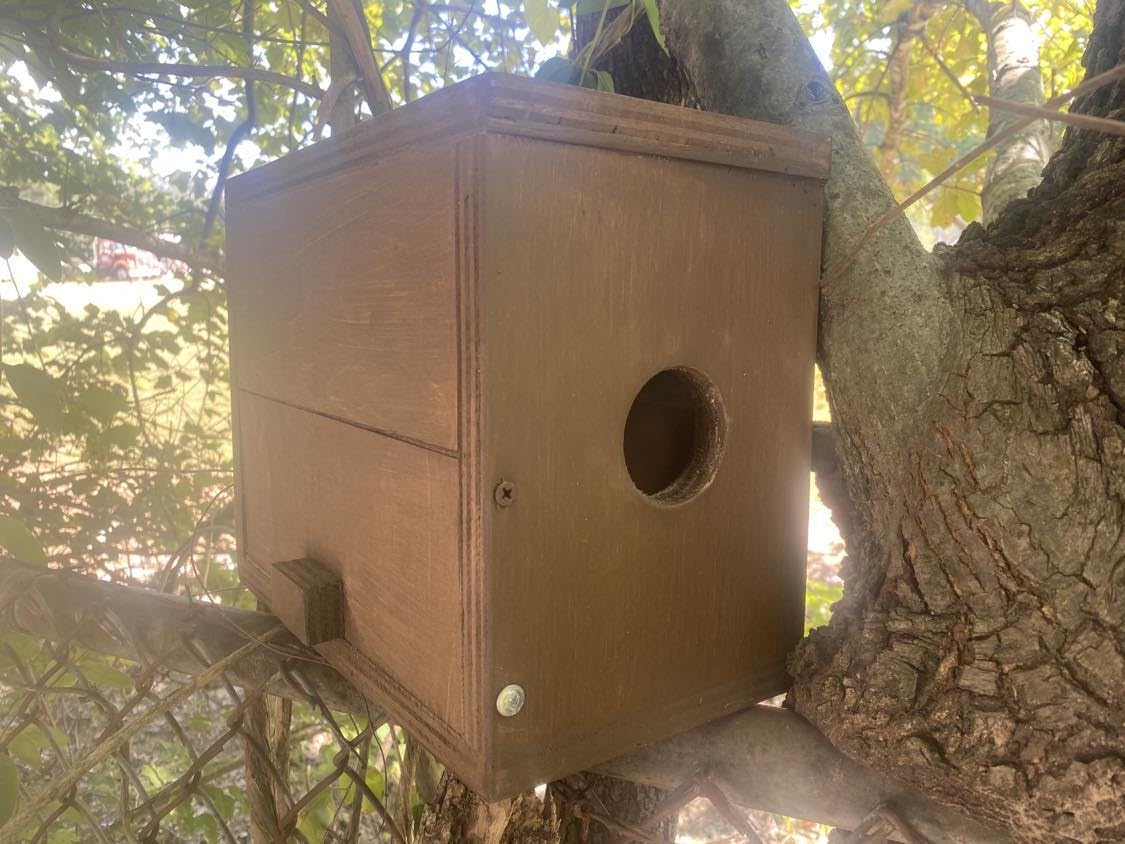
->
<box><xmin>226</xmin><ymin>73</ymin><xmax>830</xmax><ymax>204</ymax></box>
<box><xmin>226</xmin><ymin>80</ymin><xmax>486</xmax><ymax>205</ymax></box>
<box><xmin>481</xmin><ymin>74</ymin><xmax>831</xmax><ymax>180</ymax></box>
<box><xmin>455</xmin><ymin>135</ymin><xmax>487</xmax><ymax>755</ymax></box>
<box><xmin>316</xmin><ymin>639</ymin><xmax>488</xmax><ymax>791</ymax></box>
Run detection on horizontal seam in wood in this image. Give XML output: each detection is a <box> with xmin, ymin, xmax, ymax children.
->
<box><xmin>239</xmin><ymin>389</ymin><xmax>460</xmax><ymax>459</ymax></box>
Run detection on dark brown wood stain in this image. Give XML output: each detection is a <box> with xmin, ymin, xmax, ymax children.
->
<box><xmin>226</xmin><ymin>72</ymin><xmax>827</xmax><ymax>799</ymax></box>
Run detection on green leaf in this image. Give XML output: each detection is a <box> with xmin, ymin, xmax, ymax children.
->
<box><xmin>8</xmin><ymin>725</ymin><xmax>48</xmax><ymax>765</ymax></box>
<box><xmin>364</xmin><ymin>768</ymin><xmax>385</xmax><ymax>801</ymax></box>
<box><xmin>203</xmin><ymin>784</ymin><xmax>235</xmax><ymax>821</ymax></box>
<box><xmin>0</xmin><ymin>217</ymin><xmax>12</xmax><ymax>260</ymax></box>
<box><xmin>524</xmin><ymin>0</ymin><xmax>560</xmax><ymax>46</ymax></box>
<box><xmin>577</xmin><ymin>69</ymin><xmax>602</xmax><ymax>90</ymax></box>
<box><xmin>596</xmin><ymin>70</ymin><xmax>615</xmax><ymax>93</ymax></box>
<box><xmin>76</xmin><ymin>658</ymin><xmax>133</xmax><ymax>689</ymax></box>
<box><xmin>0</xmin><ymin>515</ymin><xmax>48</xmax><ymax>566</ymax></box>
<box><xmin>77</xmin><ymin>384</ymin><xmax>128</xmax><ymax>426</ymax></box>
<box><xmin>878</xmin><ymin>0</ymin><xmax>914</xmax><ymax>23</ymax></box>
<box><xmin>536</xmin><ymin>56</ymin><xmax>578</xmax><ymax>85</ymax></box>
<box><xmin>929</xmin><ymin>187</ymin><xmax>981</xmax><ymax>228</ymax></box>
<box><xmin>147</xmin><ymin>112</ymin><xmax>216</xmax><ymax>154</ymax></box>
<box><xmin>566</xmin><ymin>0</ymin><xmax>631</xmax><ymax>13</ymax></box>
<box><xmin>0</xmin><ymin>754</ymin><xmax>19</xmax><ymax>826</ymax></box>
<box><xmin>93</xmin><ymin>424</ymin><xmax>141</xmax><ymax>450</ymax></box>
<box><xmin>0</xmin><ymin>632</ymin><xmax>43</xmax><ymax>661</ymax></box>
<box><xmin>4</xmin><ymin>363</ymin><xmax>68</xmax><ymax>431</ymax></box>
<box><xmin>0</xmin><ymin>209</ymin><xmax>61</xmax><ymax>282</ymax></box>
<box><xmin>642</xmin><ymin>0</ymin><xmax>667</xmax><ymax>53</ymax></box>
<box><xmin>804</xmin><ymin>578</ymin><xmax>843</xmax><ymax>633</ymax></box>
<box><xmin>953</xmin><ymin>188</ymin><xmax>981</xmax><ymax>224</ymax></box>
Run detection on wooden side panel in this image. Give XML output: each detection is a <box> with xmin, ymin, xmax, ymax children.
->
<box><xmin>237</xmin><ymin>392</ymin><xmax>467</xmax><ymax>737</ymax></box>
<box><xmin>479</xmin><ymin>135</ymin><xmax>822</xmax><ymax>795</ymax></box>
<box><xmin>227</xmin><ymin>141</ymin><xmax>459</xmax><ymax>452</ymax></box>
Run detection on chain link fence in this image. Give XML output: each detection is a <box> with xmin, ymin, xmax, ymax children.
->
<box><xmin>0</xmin><ymin>560</ymin><xmax>428</xmax><ymax>843</ymax></box>
<box><xmin>0</xmin><ymin>560</ymin><xmax>846</xmax><ymax>843</ymax></box>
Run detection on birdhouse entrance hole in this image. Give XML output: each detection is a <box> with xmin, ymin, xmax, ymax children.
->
<box><xmin>622</xmin><ymin>367</ymin><xmax>727</xmax><ymax>505</ymax></box>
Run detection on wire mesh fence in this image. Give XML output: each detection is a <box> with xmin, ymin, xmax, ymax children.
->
<box><xmin>0</xmin><ymin>560</ymin><xmax>845</xmax><ymax>844</ymax></box>
<box><xmin>0</xmin><ymin>560</ymin><xmax>427</xmax><ymax>843</ymax></box>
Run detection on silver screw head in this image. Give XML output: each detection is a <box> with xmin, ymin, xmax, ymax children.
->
<box><xmin>496</xmin><ymin>684</ymin><xmax>525</xmax><ymax>717</ymax></box>
<box><xmin>494</xmin><ymin>480</ymin><xmax>516</xmax><ymax>507</ymax></box>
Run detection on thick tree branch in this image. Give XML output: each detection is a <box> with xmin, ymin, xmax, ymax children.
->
<box><xmin>0</xmin><ymin>559</ymin><xmax>364</xmax><ymax>712</ymax></box>
<box><xmin>0</xmin><ymin>188</ymin><xmax>225</xmax><ymax>276</ymax></box>
<box><xmin>965</xmin><ymin>1</ymin><xmax>1051</xmax><ymax>221</ymax></box>
<box><xmin>661</xmin><ymin>0</ymin><xmax>951</xmax><ymax>480</ymax></box>
<box><xmin>3</xmin><ymin>559</ymin><xmax>1006</xmax><ymax>841</ymax></box>
<box><xmin>325</xmin><ymin>0</ymin><xmax>394</xmax><ymax>115</ymax></box>
<box><xmin>595</xmin><ymin>707</ymin><xmax>1009</xmax><ymax>843</ymax></box>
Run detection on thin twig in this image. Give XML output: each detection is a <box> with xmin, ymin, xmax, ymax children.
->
<box><xmin>975</xmin><ymin>93</ymin><xmax>1125</xmax><ymax>137</ymax></box>
<box><xmin>0</xmin><ymin>188</ymin><xmax>223</xmax><ymax>275</ymax></box>
<box><xmin>41</xmin><ymin>14</ymin><xmax>322</xmax><ymax>100</ymax></box>
<box><xmin>825</xmin><ymin>60</ymin><xmax>1125</xmax><ymax>284</ymax></box>
<box><xmin>400</xmin><ymin>3</ymin><xmax>425</xmax><ymax>103</ymax></box>
<box><xmin>921</xmin><ymin>35</ymin><xmax>981</xmax><ymax>111</ymax></box>
<box><xmin>201</xmin><ymin>0</ymin><xmax>258</xmax><ymax>246</ymax></box>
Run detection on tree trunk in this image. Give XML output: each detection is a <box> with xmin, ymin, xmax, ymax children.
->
<box><xmin>416</xmin><ymin>773</ymin><xmax>555</xmax><ymax>844</ymax></box>
<box><xmin>966</xmin><ymin>0</ymin><xmax>1053</xmax><ymax>221</ymax></box>
<box><xmin>574</xmin><ymin>6</ymin><xmax>696</xmax><ymax>106</ymax></box>
<box><xmin>661</xmin><ymin>0</ymin><xmax>1125</xmax><ymax>840</ymax></box>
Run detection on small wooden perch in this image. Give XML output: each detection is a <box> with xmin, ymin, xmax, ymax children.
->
<box><xmin>272</xmin><ymin>558</ymin><xmax>345</xmax><ymax>646</ymax></box>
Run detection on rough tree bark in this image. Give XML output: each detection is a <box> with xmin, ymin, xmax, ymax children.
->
<box><xmin>554</xmin><ymin>773</ymin><xmax>676</xmax><ymax>844</ymax></box>
<box><xmin>661</xmin><ymin>0</ymin><xmax>1125</xmax><ymax>840</ymax></box>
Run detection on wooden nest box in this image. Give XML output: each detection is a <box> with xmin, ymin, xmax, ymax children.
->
<box><xmin>226</xmin><ymin>73</ymin><xmax>829</xmax><ymax>799</ymax></box>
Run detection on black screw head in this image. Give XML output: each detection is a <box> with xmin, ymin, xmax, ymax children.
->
<box><xmin>494</xmin><ymin>480</ymin><xmax>516</xmax><ymax>507</ymax></box>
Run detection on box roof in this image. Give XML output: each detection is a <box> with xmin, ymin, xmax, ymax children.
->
<box><xmin>227</xmin><ymin>72</ymin><xmax>831</xmax><ymax>204</ymax></box>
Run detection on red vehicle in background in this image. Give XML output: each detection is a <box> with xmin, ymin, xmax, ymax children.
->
<box><xmin>93</xmin><ymin>239</ymin><xmax>165</xmax><ymax>280</ymax></box>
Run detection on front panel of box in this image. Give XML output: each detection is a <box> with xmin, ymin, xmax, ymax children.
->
<box><xmin>479</xmin><ymin>134</ymin><xmax>822</xmax><ymax>792</ymax></box>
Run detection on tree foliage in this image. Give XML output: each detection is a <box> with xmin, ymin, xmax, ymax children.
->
<box><xmin>799</xmin><ymin>0</ymin><xmax>1092</xmax><ymax>228</ymax></box>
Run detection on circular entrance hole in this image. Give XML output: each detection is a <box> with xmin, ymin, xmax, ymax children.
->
<box><xmin>622</xmin><ymin>368</ymin><xmax>726</xmax><ymax>505</ymax></box>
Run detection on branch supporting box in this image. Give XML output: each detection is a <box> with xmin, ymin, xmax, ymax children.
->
<box><xmin>226</xmin><ymin>72</ymin><xmax>829</xmax><ymax>799</ymax></box>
